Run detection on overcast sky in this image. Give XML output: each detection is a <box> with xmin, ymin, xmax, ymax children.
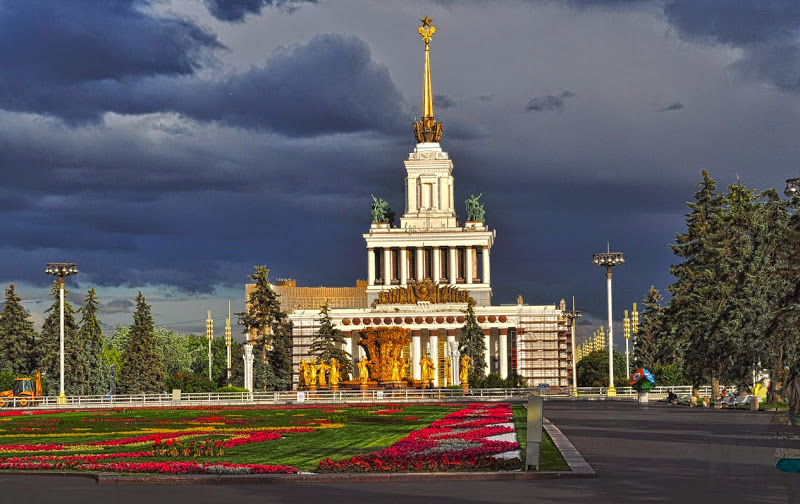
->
<box><xmin>3</xmin><ymin>0</ymin><xmax>800</xmax><ymax>346</ymax></box>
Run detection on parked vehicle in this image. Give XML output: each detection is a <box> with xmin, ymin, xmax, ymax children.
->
<box><xmin>0</xmin><ymin>371</ymin><xmax>43</xmax><ymax>407</ymax></box>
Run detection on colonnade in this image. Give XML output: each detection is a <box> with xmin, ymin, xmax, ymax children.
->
<box><xmin>343</xmin><ymin>331</ymin><xmax>508</xmax><ymax>386</ymax></box>
<box><xmin>367</xmin><ymin>245</ymin><xmax>490</xmax><ymax>287</ymax></box>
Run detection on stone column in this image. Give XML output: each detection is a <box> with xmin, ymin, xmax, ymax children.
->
<box><xmin>483</xmin><ymin>333</ymin><xmax>491</xmax><ymax>376</ymax></box>
<box><xmin>430</xmin><ymin>333</ymin><xmax>439</xmax><ymax>387</ymax></box>
<box><xmin>449</xmin><ymin>247</ymin><xmax>457</xmax><ymax>284</ymax></box>
<box><xmin>368</xmin><ymin>248</ymin><xmax>375</xmax><ymax>286</ymax></box>
<box><xmin>482</xmin><ymin>246</ymin><xmax>491</xmax><ymax>285</ymax></box>
<box><xmin>416</xmin><ymin>248</ymin><xmax>424</xmax><ymax>280</ymax></box>
<box><xmin>499</xmin><ymin>332</ymin><xmax>508</xmax><ymax>378</ymax></box>
<box><xmin>243</xmin><ymin>344</ymin><xmax>254</xmax><ymax>398</ymax></box>
<box><xmin>412</xmin><ymin>335</ymin><xmax>421</xmax><ymax>380</ymax></box>
<box><xmin>350</xmin><ymin>336</ymin><xmax>360</xmax><ymax>378</ymax></box>
<box><xmin>383</xmin><ymin>248</ymin><xmax>392</xmax><ymax>286</ymax></box>
<box><xmin>432</xmin><ymin>247</ymin><xmax>441</xmax><ymax>283</ymax></box>
<box><xmin>466</xmin><ymin>246</ymin><xmax>474</xmax><ymax>284</ymax></box>
<box><xmin>400</xmin><ymin>248</ymin><xmax>408</xmax><ymax>286</ymax></box>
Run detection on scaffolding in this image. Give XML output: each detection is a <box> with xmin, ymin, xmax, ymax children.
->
<box><xmin>516</xmin><ymin>308</ymin><xmax>572</xmax><ymax>387</ymax></box>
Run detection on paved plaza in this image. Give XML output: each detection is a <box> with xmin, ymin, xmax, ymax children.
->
<box><xmin>3</xmin><ymin>400</ymin><xmax>799</xmax><ymax>503</ymax></box>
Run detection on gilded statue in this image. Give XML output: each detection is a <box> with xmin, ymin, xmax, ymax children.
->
<box><xmin>420</xmin><ymin>355</ymin><xmax>435</xmax><ymax>383</ymax></box>
<box><xmin>391</xmin><ymin>358</ymin><xmax>402</xmax><ymax>381</ymax></box>
<box><xmin>298</xmin><ymin>359</ymin><xmax>308</xmax><ymax>388</ymax></box>
<box><xmin>444</xmin><ymin>356</ymin><xmax>451</xmax><ymax>386</ymax></box>
<box><xmin>329</xmin><ymin>357</ymin><xmax>340</xmax><ymax>386</ymax></box>
<box><xmin>317</xmin><ymin>359</ymin><xmax>330</xmax><ymax>388</ymax></box>
<box><xmin>460</xmin><ymin>355</ymin><xmax>471</xmax><ymax>385</ymax></box>
<box><xmin>358</xmin><ymin>356</ymin><xmax>369</xmax><ymax>384</ymax></box>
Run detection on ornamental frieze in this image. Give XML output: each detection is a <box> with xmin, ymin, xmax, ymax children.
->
<box><xmin>373</xmin><ymin>279</ymin><xmax>472</xmax><ymax>306</ymax></box>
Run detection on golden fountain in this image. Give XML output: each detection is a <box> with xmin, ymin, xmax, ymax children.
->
<box><xmin>358</xmin><ymin>326</ymin><xmax>410</xmax><ymax>383</ymax></box>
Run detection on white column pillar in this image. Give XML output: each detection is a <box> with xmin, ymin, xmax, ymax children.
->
<box><xmin>243</xmin><ymin>344</ymin><xmax>254</xmax><ymax>397</ymax></box>
<box><xmin>466</xmin><ymin>246</ymin><xmax>474</xmax><ymax>284</ymax></box>
<box><xmin>449</xmin><ymin>247</ymin><xmax>457</xmax><ymax>284</ymax></box>
<box><xmin>432</xmin><ymin>247</ymin><xmax>441</xmax><ymax>283</ymax></box>
<box><xmin>482</xmin><ymin>246</ymin><xmax>490</xmax><ymax>285</ymax></box>
<box><xmin>368</xmin><ymin>248</ymin><xmax>375</xmax><ymax>286</ymax></box>
<box><xmin>416</xmin><ymin>248</ymin><xmax>424</xmax><ymax>280</ymax></box>
<box><xmin>383</xmin><ymin>248</ymin><xmax>392</xmax><ymax>286</ymax></box>
<box><xmin>400</xmin><ymin>248</ymin><xmax>408</xmax><ymax>286</ymax></box>
<box><xmin>430</xmin><ymin>333</ymin><xmax>439</xmax><ymax>387</ymax></box>
<box><xmin>499</xmin><ymin>332</ymin><xmax>508</xmax><ymax>378</ymax></box>
<box><xmin>412</xmin><ymin>335</ymin><xmax>421</xmax><ymax>379</ymax></box>
<box><xmin>483</xmin><ymin>333</ymin><xmax>491</xmax><ymax>376</ymax></box>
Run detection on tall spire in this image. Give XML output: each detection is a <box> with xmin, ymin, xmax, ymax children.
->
<box><xmin>414</xmin><ymin>15</ymin><xmax>443</xmax><ymax>143</ymax></box>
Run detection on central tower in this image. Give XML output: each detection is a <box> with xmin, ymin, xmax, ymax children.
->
<box><xmin>364</xmin><ymin>16</ymin><xmax>495</xmax><ymax>306</ymax></box>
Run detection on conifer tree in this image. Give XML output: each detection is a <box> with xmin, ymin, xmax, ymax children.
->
<box><xmin>38</xmin><ymin>281</ymin><xmax>84</xmax><ymax>395</ymax></box>
<box><xmin>0</xmin><ymin>285</ymin><xmax>37</xmax><ymax>375</ymax></box>
<box><xmin>237</xmin><ymin>266</ymin><xmax>293</xmax><ymax>390</ymax></box>
<box><xmin>458</xmin><ymin>298</ymin><xmax>486</xmax><ymax>384</ymax></box>
<box><xmin>119</xmin><ymin>292</ymin><xmax>164</xmax><ymax>393</ymax></box>
<box><xmin>632</xmin><ymin>286</ymin><xmax>666</xmax><ymax>369</ymax></box>
<box><xmin>310</xmin><ymin>303</ymin><xmax>351</xmax><ymax>375</ymax></box>
<box><xmin>79</xmin><ymin>288</ymin><xmax>106</xmax><ymax>395</ymax></box>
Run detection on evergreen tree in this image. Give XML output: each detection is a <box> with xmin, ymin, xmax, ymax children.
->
<box><xmin>632</xmin><ymin>286</ymin><xmax>668</xmax><ymax>369</ymax></box>
<box><xmin>0</xmin><ymin>285</ymin><xmax>37</xmax><ymax>375</ymax></box>
<box><xmin>236</xmin><ymin>266</ymin><xmax>293</xmax><ymax>390</ymax></box>
<box><xmin>78</xmin><ymin>288</ymin><xmax>106</xmax><ymax>395</ymax></box>
<box><xmin>309</xmin><ymin>303</ymin><xmax>351</xmax><ymax>376</ymax></box>
<box><xmin>38</xmin><ymin>281</ymin><xmax>84</xmax><ymax>395</ymax></box>
<box><xmin>458</xmin><ymin>298</ymin><xmax>486</xmax><ymax>385</ymax></box>
<box><xmin>119</xmin><ymin>292</ymin><xmax>164</xmax><ymax>393</ymax></box>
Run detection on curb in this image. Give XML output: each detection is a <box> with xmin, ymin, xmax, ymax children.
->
<box><xmin>543</xmin><ymin>418</ymin><xmax>596</xmax><ymax>476</ymax></box>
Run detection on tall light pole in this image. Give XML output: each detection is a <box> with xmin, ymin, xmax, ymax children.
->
<box><xmin>631</xmin><ymin>302</ymin><xmax>639</xmax><ymax>368</ymax></box>
<box><xmin>45</xmin><ymin>263</ymin><xmax>78</xmax><ymax>404</ymax></box>
<box><xmin>592</xmin><ymin>245</ymin><xmax>624</xmax><ymax>396</ymax></box>
<box><xmin>563</xmin><ymin>297</ymin><xmax>581</xmax><ymax>397</ymax></box>
<box><xmin>225</xmin><ymin>301</ymin><xmax>232</xmax><ymax>386</ymax></box>
<box><xmin>206</xmin><ymin>310</ymin><xmax>213</xmax><ymax>381</ymax></box>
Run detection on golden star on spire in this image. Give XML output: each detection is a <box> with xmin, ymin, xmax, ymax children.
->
<box><xmin>421</xmin><ymin>15</ymin><xmax>433</xmax><ymax>27</ymax></box>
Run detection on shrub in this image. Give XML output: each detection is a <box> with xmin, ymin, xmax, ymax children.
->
<box><xmin>164</xmin><ymin>373</ymin><xmax>216</xmax><ymax>393</ymax></box>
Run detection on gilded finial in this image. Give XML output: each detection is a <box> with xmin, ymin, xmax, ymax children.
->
<box><xmin>413</xmin><ymin>15</ymin><xmax>443</xmax><ymax>143</ymax></box>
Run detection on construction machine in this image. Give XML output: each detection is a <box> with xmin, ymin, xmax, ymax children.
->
<box><xmin>0</xmin><ymin>371</ymin><xmax>43</xmax><ymax>407</ymax></box>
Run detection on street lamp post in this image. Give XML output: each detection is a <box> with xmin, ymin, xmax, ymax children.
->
<box><xmin>631</xmin><ymin>302</ymin><xmax>639</xmax><ymax>368</ymax></box>
<box><xmin>206</xmin><ymin>310</ymin><xmax>213</xmax><ymax>381</ymax></box>
<box><xmin>225</xmin><ymin>301</ymin><xmax>232</xmax><ymax>386</ymax></box>
<box><xmin>563</xmin><ymin>297</ymin><xmax>581</xmax><ymax>397</ymax></box>
<box><xmin>592</xmin><ymin>245</ymin><xmax>624</xmax><ymax>396</ymax></box>
<box><xmin>45</xmin><ymin>262</ymin><xmax>78</xmax><ymax>404</ymax></box>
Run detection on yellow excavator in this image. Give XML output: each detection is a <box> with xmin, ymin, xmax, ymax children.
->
<box><xmin>0</xmin><ymin>371</ymin><xmax>43</xmax><ymax>407</ymax></box>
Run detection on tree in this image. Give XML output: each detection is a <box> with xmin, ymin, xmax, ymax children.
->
<box><xmin>309</xmin><ymin>303</ymin><xmax>351</xmax><ymax>377</ymax></box>
<box><xmin>118</xmin><ymin>292</ymin><xmax>164</xmax><ymax>393</ymax></box>
<box><xmin>632</xmin><ymin>286</ymin><xmax>670</xmax><ymax>369</ymax></box>
<box><xmin>0</xmin><ymin>285</ymin><xmax>37</xmax><ymax>375</ymax></box>
<box><xmin>37</xmin><ymin>281</ymin><xmax>84</xmax><ymax>395</ymax></box>
<box><xmin>458</xmin><ymin>298</ymin><xmax>486</xmax><ymax>385</ymax></box>
<box><xmin>576</xmin><ymin>349</ymin><xmax>627</xmax><ymax>387</ymax></box>
<box><xmin>78</xmin><ymin>288</ymin><xmax>106</xmax><ymax>395</ymax></box>
<box><xmin>236</xmin><ymin>266</ymin><xmax>293</xmax><ymax>391</ymax></box>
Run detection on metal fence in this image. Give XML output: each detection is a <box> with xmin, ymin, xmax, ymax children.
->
<box><xmin>0</xmin><ymin>385</ymin><xmax>723</xmax><ymax>410</ymax></box>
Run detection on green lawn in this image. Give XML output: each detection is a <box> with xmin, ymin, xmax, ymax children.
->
<box><xmin>511</xmin><ymin>403</ymin><xmax>570</xmax><ymax>471</ymax></box>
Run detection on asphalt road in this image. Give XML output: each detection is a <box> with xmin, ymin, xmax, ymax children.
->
<box><xmin>2</xmin><ymin>400</ymin><xmax>799</xmax><ymax>503</ymax></box>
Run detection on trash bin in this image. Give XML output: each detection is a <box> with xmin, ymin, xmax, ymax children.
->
<box><xmin>750</xmin><ymin>395</ymin><xmax>759</xmax><ymax>411</ymax></box>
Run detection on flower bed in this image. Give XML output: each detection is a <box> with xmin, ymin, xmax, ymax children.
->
<box><xmin>316</xmin><ymin>403</ymin><xmax>520</xmax><ymax>472</ymax></box>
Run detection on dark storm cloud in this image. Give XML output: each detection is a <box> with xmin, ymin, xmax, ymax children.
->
<box><xmin>435</xmin><ymin>94</ymin><xmax>458</xmax><ymax>109</ymax></box>
<box><xmin>524</xmin><ymin>91</ymin><xmax>576</xmax><ymax>112</ymax></box>
<box><xmin>0</xmin><ymin>0</ymin><xmax>221</xmax><ymax>120</ymax></box>
<box><xmin>663</xmin><ymin>0</ymin><xmax>800</xmax><ymax>91</ymax></box>
<box><xmin>658</xmin><ymin>102</ymin><xmax>685</xmax><ymax>112</ymax></box>
<box><xmin>479</xmin><ymin>95</ymin><xmax>494</xmax><ymax>102</ymax></box>
<box><xmin>102</xmin><ymin>299</ymin><xmax>135</xmax><ymax>314</ymax></box>
<box><xmin>173</xmin><ymin>34</ymin><xmax>407</xmax><ymax>136</ymax></box>
<box><xmin>204</xmin><ymin>0</ymin><xmax>317</xmax><ymax>23</ymax></box>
